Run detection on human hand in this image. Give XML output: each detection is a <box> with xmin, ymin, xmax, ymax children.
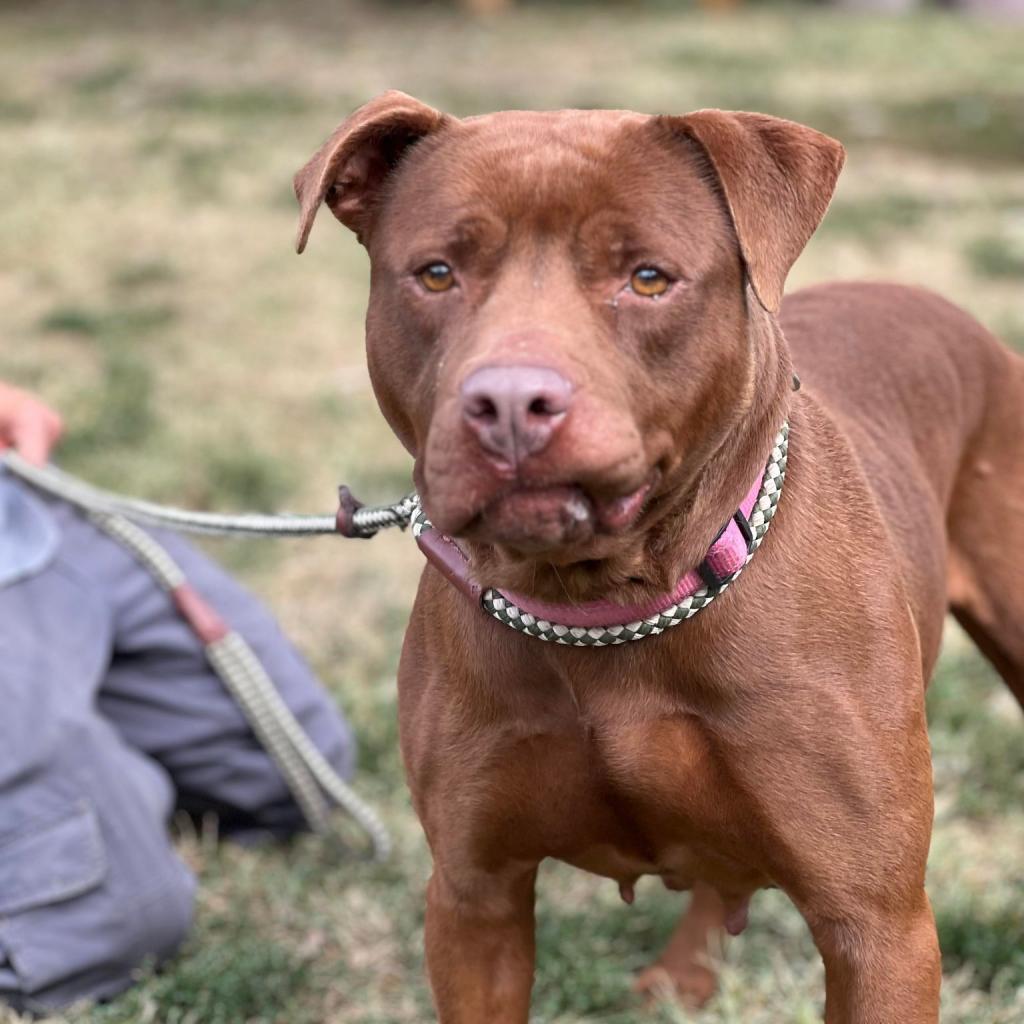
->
<box><xmin>0</xmin><ymin>381</ymin><xmax>64</xmax><ymax>466</ymax></box>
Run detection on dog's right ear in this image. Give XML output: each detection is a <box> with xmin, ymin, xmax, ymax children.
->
<box><xmin>293</xmin><ymin>91</ymin><xmax>447</xmax><ymax>253</ymax></box>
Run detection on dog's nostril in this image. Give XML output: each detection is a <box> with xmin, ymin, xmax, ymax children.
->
<box><xmin>528</xmin><ymin>397</ymin><xmax>551</xmax><ymax>416</ymax></box>
<box><xmin>468</xmin><ymin>396</ymin><xmax>499</xmax><ymax>422</ymax></box>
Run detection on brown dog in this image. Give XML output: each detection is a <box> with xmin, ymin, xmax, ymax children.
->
<box><xmin>294</xmin><ymin>93</ymin><xmax>1024</xmax><ymax>1022</ymax></box>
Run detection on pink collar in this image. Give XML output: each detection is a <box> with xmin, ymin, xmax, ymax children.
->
<box><xmin>415</xmin><ymin>475</ymin><xmax>761</xmax><ymax>628</ymax></box>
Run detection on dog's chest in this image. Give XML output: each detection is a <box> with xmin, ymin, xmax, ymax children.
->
<box><xmin>401</xmin><ymin>618</ymin><xmax>768</xmax><ymax>893</ymax></box>
<box><xmin>463</xmin><ymin>694</ymin><xmax>764</xmax><ymax>893</ymax></box>
<box><xmin>555</xmin><ymin>706</ymin><xmax>760</xmax><ymax>885</ymax></box>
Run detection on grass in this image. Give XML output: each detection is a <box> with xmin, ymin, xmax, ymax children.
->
<box><xmin>0</xmin><ymin>2</ymin><xmax>1022</xmax><ymax>1022</ymax></box>
<box><xmin>928</xmin><ymin>653</ymin><xmax>1024</xmax><ymax>819</ymax></box>
<box><xmin>997</xmin><ymin>317</ymin><xmax>1024</xmax><ymax>352</ymax></box>
<box><xmin>966</xmin><ymin>234</ymin><xmax>1024</xmax><ymax>280</ymax></box>
<box><xmin>92</xmin><ymin>929</ymin><xmax>318</xmax><ymax>1024</ymax></box>
<box><xmin>819</xmin><ymin>192</ymin><xmax>935</xmax><ymax>248</ymax></box>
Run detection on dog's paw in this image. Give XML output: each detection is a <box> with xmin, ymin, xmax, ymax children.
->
<box><xmin>633</xmin><ymin>961</ymin><xmax>718</xmax><ymax>1010</ymax></box>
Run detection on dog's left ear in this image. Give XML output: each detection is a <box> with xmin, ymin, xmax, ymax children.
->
<box><xmin>293</xmin><ymin>90</ymin><xmax>447</xmax><ymax>253</ymax></box>
<box><xmin>662</xmin><ymin>110</ymin><xmax>845</xmax><ymax>313</ymax></box>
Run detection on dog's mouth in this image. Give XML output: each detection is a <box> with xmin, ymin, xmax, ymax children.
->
<box><xmin>464</xmin><ymin>475</ymin><xmax>656</xmax><ymax>553</ymax></box>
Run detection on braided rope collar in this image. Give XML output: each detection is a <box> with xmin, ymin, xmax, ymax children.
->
<box><xmin>410</xmin><ymin>422</ymin><xmax>789</xmax><ymax>647</ymax></box>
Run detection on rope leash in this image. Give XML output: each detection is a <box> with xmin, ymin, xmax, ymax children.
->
<box><xmin>1</xmin><ymin>453</ymin><xmax>417</xmax><ymax>539</ymax></box>
<box><xmin>2</xmin><ymin>450</ymin><xmax>402</xmax><ymax>861</ymax></box>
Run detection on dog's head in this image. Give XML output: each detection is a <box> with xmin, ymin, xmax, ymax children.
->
<box><xmin>295</xmin><ymin>93</ymin><xmax>843</xmax><ymax>598</ymax></box>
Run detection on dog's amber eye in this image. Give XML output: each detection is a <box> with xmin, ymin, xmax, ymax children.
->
<box><xmin>418</xmin><ymin>262</ymin><xmax>455</xmax><ymax>293</ymax></box>
<box><xmin>630</xmin><ymin>266</ymin><xmax>670</xmax><ymax>297</ymax></box>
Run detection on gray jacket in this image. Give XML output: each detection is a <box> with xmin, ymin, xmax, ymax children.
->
<box><xmin>0</xmin><ymin>472</ymin><xmax>59</xmax><ymax>587</ymax></box>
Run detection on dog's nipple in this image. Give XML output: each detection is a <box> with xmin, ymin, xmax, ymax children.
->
<box><xmin>618</xmin><ymin>880</ymin><xmax>636</xmax><ymax>905</ymax></box>
<box><xmin>724</xmin><ymin>897</ymin><xmax>750</xmax><ymax>936</ymax></box>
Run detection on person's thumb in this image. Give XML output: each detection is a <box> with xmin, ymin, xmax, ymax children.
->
<box><xmin>11</xmin><ymin>418</ymin><xmax>57</xmax><ymax>467</ymax></box>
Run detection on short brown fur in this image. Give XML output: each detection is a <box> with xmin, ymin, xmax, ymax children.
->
<box><xmin>295</xmin><ymin>92</ymin><xmax>1024</xmax><ymax>1023</ymax></box>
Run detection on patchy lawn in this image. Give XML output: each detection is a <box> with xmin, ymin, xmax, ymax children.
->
<box><xmin>0</xmin><ymin>2</ymin><xmax>1021</xmax><ymax>1022</ymax></box>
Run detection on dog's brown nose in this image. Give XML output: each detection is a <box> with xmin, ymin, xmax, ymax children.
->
<box><xmin>461</xmin><ymin>365</ymin><xmax>573</xmax><ymax>465</ymax></box>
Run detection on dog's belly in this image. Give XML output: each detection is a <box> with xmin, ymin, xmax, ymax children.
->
<box><xmin>562</xmin><ymin>840</ymin><xmax>765</xmax><ymax>901</ymax></box>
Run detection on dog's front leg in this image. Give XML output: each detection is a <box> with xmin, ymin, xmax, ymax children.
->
<box><xmin>425</xmin><ymin>860</ymin><xmax>538</xmax><ymax>1023</ymax></box>
<box><xmin>807</xmin><ymin>893</ymin><xmax>941</xmax><ymax>1024</ymax></box>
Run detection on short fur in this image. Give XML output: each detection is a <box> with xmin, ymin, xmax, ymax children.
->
<box><xmin>295</xmin><ymin>92</ymin><xmax>1024</xmax><ymax>1023</ymax></box>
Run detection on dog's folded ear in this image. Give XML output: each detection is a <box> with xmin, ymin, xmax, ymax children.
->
<box><xmin>293</xmin><ymin>91</ymin><xmax>447</xmax><ymax>253</ymax></box>
<box><xmin>662</xmin><ymin>110</ymin><xmax>845</xmax><ymax>313</ymax></box>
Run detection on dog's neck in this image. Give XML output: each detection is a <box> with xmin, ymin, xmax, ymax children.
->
<box><xmin>467</xmin><ymin>296</ymin><xmax>794</xmax><ymax>606</ymax></box>
<box><xmin>651</xmin><ymin>308</ymin><xmax>792</xmax><ymax>587</ymax></box>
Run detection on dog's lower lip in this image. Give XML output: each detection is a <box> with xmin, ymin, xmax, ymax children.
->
<box><xmin>472</xmin><ymin>484</ymin><xmax>595</xmax><ymax>550</ymax></box>
<box><xmin>472</xmin><ymin>475</ymin><xmax>655</xmax><ymax>544</ymax></box>
<box><xmin>486</xmin><ymin>485</ymin><xmax>593</xmax><ymax>522</ymax></box>
<box><xmin>593</xmin><ymin>479</ymin><xmax>655</xmax><ymax>532</ymax></box>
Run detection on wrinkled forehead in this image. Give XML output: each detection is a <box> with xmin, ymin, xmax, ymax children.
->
<box><xmin>375</xmin><ymin>109</ymin><xmax>726</xmax><ymax>259</ymax></box>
